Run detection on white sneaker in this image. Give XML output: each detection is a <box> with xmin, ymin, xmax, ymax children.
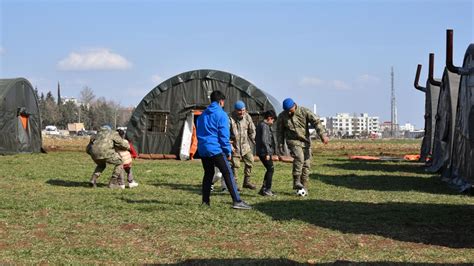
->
<box><xmin>128</xmin><ymin>181</ymin><xmax>139</xmax><ymax>188</ymax></box>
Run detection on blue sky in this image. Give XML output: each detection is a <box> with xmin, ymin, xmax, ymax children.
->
<box><xmin>1</xmin><ymin>0</ymin><xmax>473</xmax><ymax>128</ymax></box>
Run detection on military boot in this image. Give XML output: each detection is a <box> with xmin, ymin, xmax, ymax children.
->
<box><xmin>293</xmin><ymin>175</ymin><xmax>304</xmax><ymax>189</ymax></box>
<box><xmin>301</xmin><ymin>176</ymin><xmax>309</xmax><ymax>189</ymax></box>
<box><xmin>90</xmin><ymin>173</ymin><xmax>100</xmax><ymax>188</ymax></box>
<box><xmin>108</xmin><ymin>175</ymin><xmax>125</xmax><ymax>189</ymax></box>
<box><xmin>243</xmin><ymin>176</ymin><xmax>256</xmax><ymax>190</ymax></box>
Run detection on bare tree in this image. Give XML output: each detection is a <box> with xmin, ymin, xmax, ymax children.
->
<box><xmin>79</xmin><ymin>86</ymin><xmax>95</xmax><ymax>107</ymax></box>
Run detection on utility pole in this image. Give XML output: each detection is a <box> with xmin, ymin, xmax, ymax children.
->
<box><xmin>390</xmin><ymin>66</ymin><xmax>398</xmax><ymax>137</ymax></box>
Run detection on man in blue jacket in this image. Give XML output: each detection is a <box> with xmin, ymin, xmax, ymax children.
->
<box><xmin>196</xmin><ymin>90</ymin><xmax>251</xmax><ymax>210</ymax></box>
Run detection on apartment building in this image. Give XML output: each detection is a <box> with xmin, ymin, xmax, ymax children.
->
<box><xmin>326</xmin><ymin>113</ymin><xmax>380</xmax><ymax>137</ymax></box>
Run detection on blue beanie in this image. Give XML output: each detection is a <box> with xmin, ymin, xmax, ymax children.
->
<box><xmin>234</xmin><ymin>100</ymin><xmax>246</xmax><ymax>110</ymax></box>
<box><xmin>283</xmin><ymin>98</ymin><xmax>295</xmax><ymax>111</ymax></box>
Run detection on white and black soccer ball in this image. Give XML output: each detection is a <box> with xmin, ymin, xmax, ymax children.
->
<box><xmin>212</xmin><ymin>171</ymin><xmax>223</xmax><ymax>183</ymax></box>
<box><xmin>296</xmin><ymin>188</ymin><xmax>307</xmax><ymax>197</ymax></box>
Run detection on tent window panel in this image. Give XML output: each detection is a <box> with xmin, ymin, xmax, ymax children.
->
<box><xmin>147</xmin><ymin>112</ymin><xmax>169</xmax><ymax>133</ymax></box>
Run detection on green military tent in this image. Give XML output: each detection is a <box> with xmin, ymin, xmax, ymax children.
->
<box><xmin>0</xmin><ymin>78</ymin><xmax>42</xmax><ymax>154</ymax></box>
<box><xmin>126</xmin><ymin>69</ymin><xmax>281</xmax><ymax>158</ymax></box>
<box><xmin>428</xmin><ymin>34</ymin><xmax>461</xmax><ymax>175</ymax></box>
<box><xmin>428</xmin><ymin>69</ymin><xmax>460</xmax><ymax>174</ymax></box>
<box><xmin>448</xmin><ymin>42</ymin><xmax>474</xmax><ymax>190</ymax></box>
<box><xmin>414</xmin><ymin>54</ymin><xmax>441</xmax><ymax>162</ymax></box>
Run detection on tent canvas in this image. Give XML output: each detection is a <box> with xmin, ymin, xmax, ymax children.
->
<box><xmin>418</xmin><ymin>79</ymin><xmax>440</xmax><ymax>161</ymax></box>
<box><xmin>449</xmin><ymin>44</ymin><xmax>474</xmax><ymax>185</ymax></box>
<box><xmin>428</xmin><ymin>69</ymin><xmax>460</xmax><ymax>173</ymax></box>
<box><xmin>0</xmin><ymin>78</ymin><xmax>42</xmax><ymax>155</ymax></box>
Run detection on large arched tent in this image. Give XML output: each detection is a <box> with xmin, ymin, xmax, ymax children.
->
<box><xmin>0</xmin><ymin>78</ymin><xmax>42</xmax><ymax>154</ymax></box>
<box><xmin>126</xmin><ymin>69</ymin><xmax>282</xmax><ymax>158</ymax></box>
<box><xmin>449</xmin><ymin>43</ymin><xmax>474</xmax><ymax>187</ymax></box>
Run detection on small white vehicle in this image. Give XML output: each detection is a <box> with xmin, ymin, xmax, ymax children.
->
<box><xmin>44</xmin><ymin>125</ymin><xmax>60</xmax><ymax>135</ymax></box>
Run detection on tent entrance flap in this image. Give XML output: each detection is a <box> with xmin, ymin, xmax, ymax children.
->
<box><xmin>20</xmin><ymin>114</ymin><xmax>29</xmax><ymax>130</ymax></box>
<box><xmin>179</xmin><ymin>112</ymin><xmax>194</xmax><ymax>160</ymax></box>
<box><xmin>17</xmin><ymin>116</ymin><xmax>31</xmax><ymax>152</ymax></box>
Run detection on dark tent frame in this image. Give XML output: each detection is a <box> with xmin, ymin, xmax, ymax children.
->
<box><xmin>0</xmin><ymin>78</ymin><xmax>42</xmax><ymax>154</ymax></box>
<box><xmin>126</xmin><ymin>69</ymin><xmax>282</xmax><ymax>156</ymax></box>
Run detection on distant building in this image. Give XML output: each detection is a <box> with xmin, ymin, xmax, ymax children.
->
<box><xmin>62</xmin><ymin>96</ymin><xmax>81</xmax><ymax>106</ymax></box>
<box><xmin>326</xmin><ymin>113</ymin><xmax>380</xmax><ymax>137</ymax></box>
<box><xmin>399</xmin><ymin>122</ymin><xmax>415</xmax><ymax>132</ymax></box>
<box><xmin>380</xmin><ymin>121</ymin><xmax>400</xmax><ymax>138</ymax></box>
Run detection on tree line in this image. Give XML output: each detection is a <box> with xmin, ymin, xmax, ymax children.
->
<box><xmin>34</xmin><ymin>86</ymin><xmax>134</xmax><ymax>130</ymax></box>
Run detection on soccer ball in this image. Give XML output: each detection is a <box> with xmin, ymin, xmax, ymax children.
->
<box><xmin>296</xmin><ymin>188</ymin><xmax>307</xmax><ymax>197</ymax></box>
<box><xmin>212</xmin><ymin>171</ymin><xmax>222</xmax><ymax>183</ymax></box>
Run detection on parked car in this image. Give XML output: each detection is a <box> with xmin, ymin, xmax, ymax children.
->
<box><xmin>44</xmin><ymin>125</ymin><xmax>60</xmax><ymax>135</ymax></box>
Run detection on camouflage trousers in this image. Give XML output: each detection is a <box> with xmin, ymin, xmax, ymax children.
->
<box><xmin>230</xmin><ymin>151</ymin><xmax>254</xmax><ymax>184</ymax></box>
<box><xmin>288</xmin><ymin>143</ymin><xmax>312</xmax><ymax>188</ymax></box>
<box><xmin>91</xmin><ymin>152</ymin><xmax>124</xmax><ymax>186</ymax></box>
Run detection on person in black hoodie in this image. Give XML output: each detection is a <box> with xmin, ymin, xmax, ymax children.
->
<box><xmin>255</xmin><ymin>110</ymin><xmax>277</xmax><ymax>196</ymax></box>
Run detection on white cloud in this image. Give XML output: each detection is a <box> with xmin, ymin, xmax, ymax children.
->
<box><xmin>299</xmin><ymin>77</ymin><xmax>324</xmax><ymax>87</ymax></box>
<box><xmin>330</xmin><ymin>80</ymin><xmax>351</xmax><ymax>90</ymax></box>
<box><xmin>57</xmin><ymin>48</ymin><xmax>132</xmax><ymax>71</ymax></box>
<box><xmin>356</xmin><ymin>74</ymin><xmax>380</xmax><ymax>83</ymax></box>
<box><xmin>299</xmin><ymin>76</ymin><xmax>350</xmax><ymax>90</ymax></box>
<box><xmin>151</xmin><ymin>74</ymin><xmax>163</xmax><ymax>84</ymax></box>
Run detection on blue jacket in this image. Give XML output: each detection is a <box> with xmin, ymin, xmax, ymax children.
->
<box><xmin>196</xmin><ymin>101</ymin><xmax>232</xmax><ymax>157</ymax></box>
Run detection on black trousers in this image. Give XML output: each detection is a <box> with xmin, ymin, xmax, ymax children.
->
<box><xmin>259</xmin><ymin>156</ymin><xmax>274</xmax><ymax>190</ymax></box>
<box><xmin>201</xmin><ymin>153</ymin><xmax>241</xmax><ymax>204</ymax></box>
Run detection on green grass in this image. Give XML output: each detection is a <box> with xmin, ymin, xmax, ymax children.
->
<box><xmin>0</xmin><ymin>140</ymin><xmax>473</xmax><ymax>264</ymax></box>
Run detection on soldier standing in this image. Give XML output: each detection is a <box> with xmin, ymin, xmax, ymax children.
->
<box><xmin>229</xmin><ymin>101</ymin><xmax>257</xmax><ymax>190</ymax></box>
<box><xmin>86</xmin><ymin>125</ymin><xmax>130</xmax><ymax>189</ymax></box>
<box><xmin>276</xmin><ymin>98</ymin><xmax>329</xmax><ymax>194</ymax></box>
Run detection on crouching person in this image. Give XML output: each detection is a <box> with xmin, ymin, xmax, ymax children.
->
<box><xmin>86</xmin><ymin>125</ymin><xmax>130</xmax><ymax>189</ymax></box>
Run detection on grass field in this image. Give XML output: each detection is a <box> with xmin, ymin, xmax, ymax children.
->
<box><xmin>1</xmin><ymin>139</ymin><xmax>473</xmax><ymax>264</ymax></box>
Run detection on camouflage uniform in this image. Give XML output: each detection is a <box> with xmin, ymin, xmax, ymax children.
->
<box><xmin>229</xmin><ymin>111</ymin><xmax>256</xmax><ymax>188</ymax></box>
<box><xmin>277</xmin><ymin>105</ymin><xmax>326</xmax><ymax>189</ymax></box>
<box><xmin>86</xmin><ymin>128</ymin><xmax>130</xmax><ymax>188</ymax></box>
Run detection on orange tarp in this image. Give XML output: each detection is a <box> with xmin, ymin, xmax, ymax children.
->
<box><xmin>404</xmin><ymin>154</ymin><xmax>421</xmax><ymax>161</ymax></box>
<box><xmin>349</xmin><ymin>155</ymin><xmax>380</xmax><ymax>161</ymax></box>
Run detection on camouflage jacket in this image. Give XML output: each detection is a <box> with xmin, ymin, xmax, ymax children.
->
<box><xmin>87</xmin><ymin>129</ymin><xmax>130</xmax><ymax>160</ymax></box>
<box><xmin>276</xmin><ymin>105</ymin><xmax>326</xmax><ymax>147</ymax></box>
<box><xmin>229</xmin><ymin>112</ymin><xmax>256</xmax><ymax>157</ymax></box>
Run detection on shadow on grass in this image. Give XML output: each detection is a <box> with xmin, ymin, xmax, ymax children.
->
<box><xmin>46</xmin><ymin>179</ymin><xmax>107</xmax><ymax>188</ymax></box>
<box><xmin>168</xmin><ymin>258</ymin><xmax>300</xmax><ymax>265</ymax></box>
<box><xmin>152</xmin><ymin>181</ymin><xmax>201</xmax><ymax>193</ymax></box>
<box><xmin>121</xmin><ymin>198</ymin><xmax>163</xmax><ymax>204</ymax></box>
<box><xmin>312</xmin><ymin>173</ymin><xmax>458</xmax><ymax>195</ymax></box>
<box><xmin>254</xmin><ymin>199</ymin><xmax>474</xmax><ymax>248</ymax></box>
<box><xmin>323</xmin><ymin>160</ymin><xmax>427</xmax><ymax>174</ymax></box>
